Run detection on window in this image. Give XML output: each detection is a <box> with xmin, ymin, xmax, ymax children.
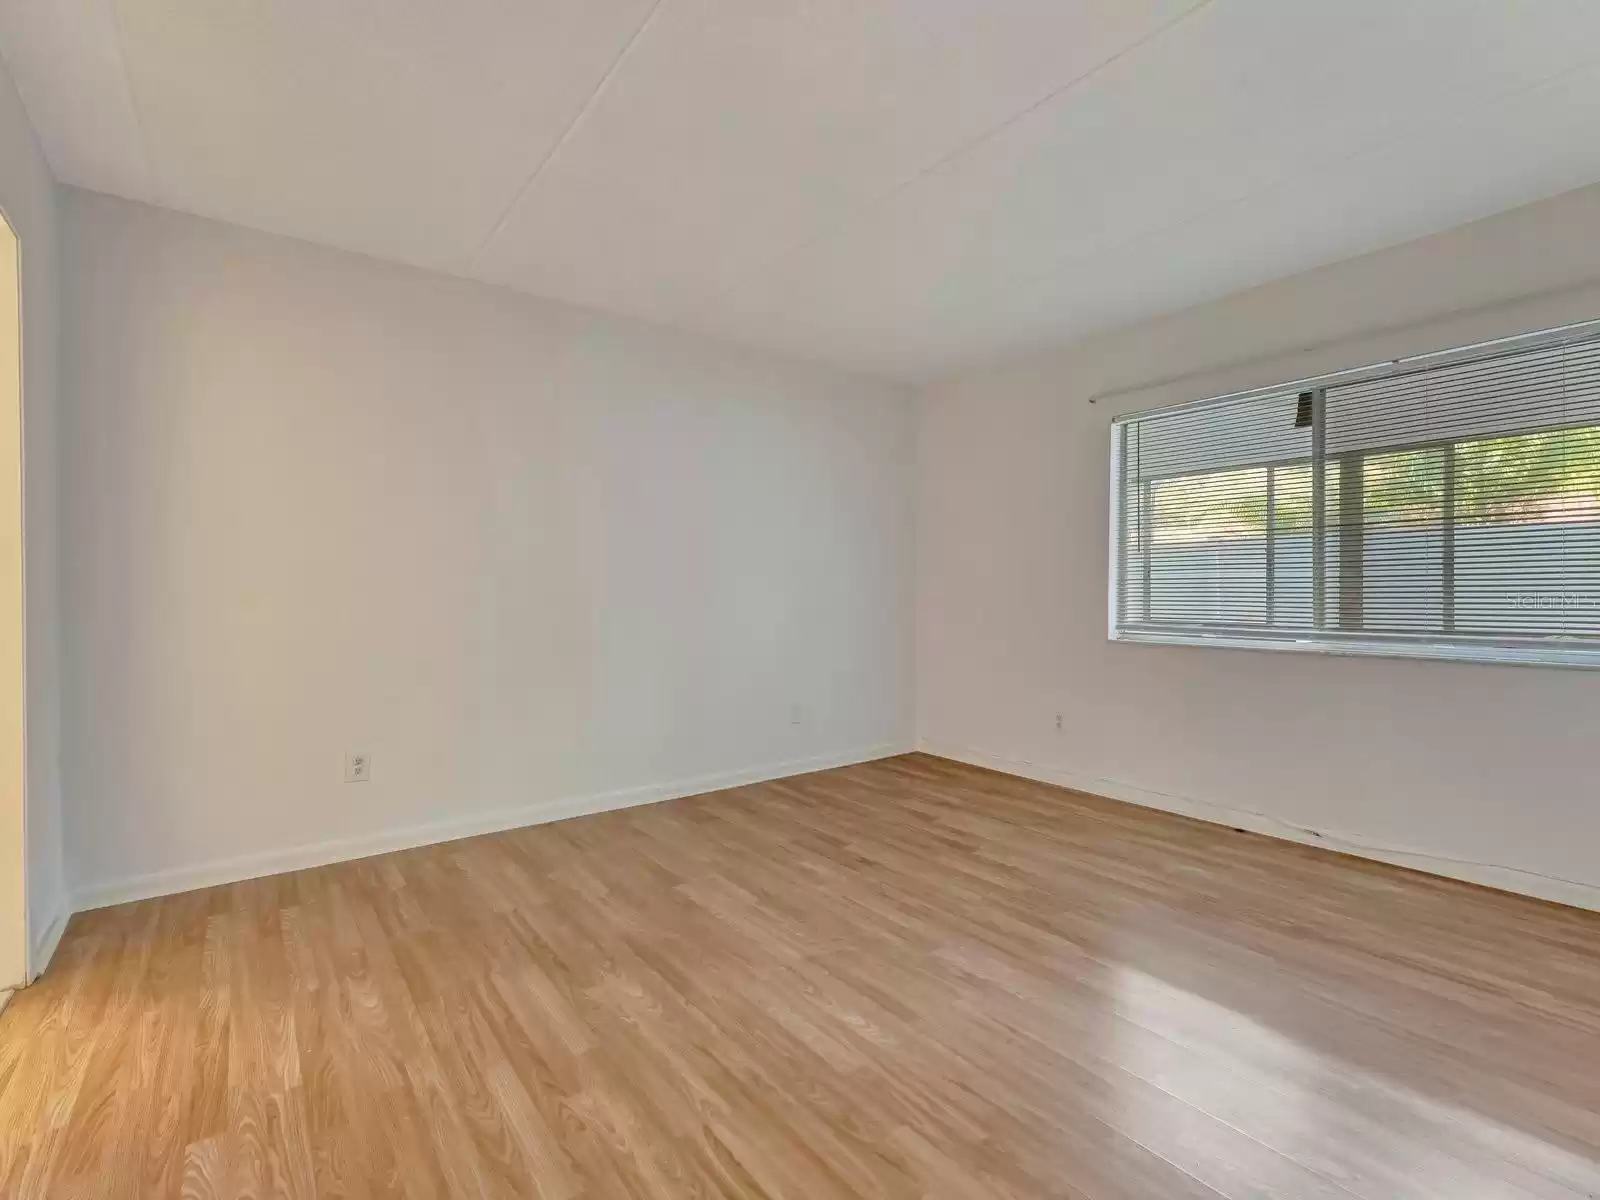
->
<box><xmin>1109</xmin><ymin>320</ymin><xmax>1600</xmax><ymax>666</ymax></box>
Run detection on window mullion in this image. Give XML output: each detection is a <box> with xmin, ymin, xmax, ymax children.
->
<box><xmin>1442</xmin><ymin>442</ymin><xmax>1456</xmax><ymax>634</ymax></box>
<box><xmin>1265</xmin><ymin>465</ymin><xmax>1276</xmax><ymax>626</ymax></box>
<box><xmin>1310</xmin><ymin>389</ymin><xmax>1327</xmax><ymax>629</ymax></box>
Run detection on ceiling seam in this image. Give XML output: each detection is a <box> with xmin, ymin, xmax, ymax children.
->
<box><xmin>466</xmin><ymin>0</ymin><xmax>669</xmax><ymax>272</ymax></box>
<box><xmin>923</xmin><ymin>48</ymin><xmax>1600</xmax><ymax>339</ymax></box>
<box><xmin>0</xmin><ymin>41</ymin><xmax>56</xmax><ymax>183</ymax></box>
<box><xmin>703</xmin><ymin>0</ymin><xmax>1218</xmax><ymax>309</ymax></box>
<box><xmin>903</xmin><ymin>55</ymin><xmax>1600</xmax><ymax>383</ymax></box>
<box><xmin>104</xmin><ymin>0</ymin><xmax>163</xmax><ymax>202</ymax></box>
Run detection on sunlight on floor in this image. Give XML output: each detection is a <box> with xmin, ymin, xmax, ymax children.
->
<box><xmin>1107</xmin><ymin>965</ymin><xmax>1600</xmax><ymax>1199</ymax></box>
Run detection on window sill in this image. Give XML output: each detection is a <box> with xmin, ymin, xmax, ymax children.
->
<box><xmin>1110</xmin><ymin>627</ymin><xmax>1600</xmax><ymax>669</ymax></box>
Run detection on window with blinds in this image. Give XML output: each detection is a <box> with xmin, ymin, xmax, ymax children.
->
<box><xmin>1109</xmin><ymin>320</ymin><xmax>1600</xmax><ymax>666</ymax></box>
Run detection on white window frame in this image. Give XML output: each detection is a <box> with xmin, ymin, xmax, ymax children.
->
<box><xmin>1106</xmin><ymin>318</ymin><xmax>1600</xmax><ymax>670</ymax></box>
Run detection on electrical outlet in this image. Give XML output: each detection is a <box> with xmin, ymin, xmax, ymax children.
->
<box><xmin>1054</xmin><ymin>713</ymin><xmax>1064</xmax><ymax>732</ymax></box>
<box><xmin>344</xmin><ymin>750</ymin><xmax>371</xmax><ymax>783</ymax></box>
<box><xmin>789</xmin><ymin>702</ymin><xmax>806</xmax><ymax>726</ymax></box>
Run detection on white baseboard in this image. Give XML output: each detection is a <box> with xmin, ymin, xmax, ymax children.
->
<box><xmin>28</xmin><ymin>899</ymin><xmax>70</xmax><ymax>982</ymax></box>
<box><xmin>919</xmin><ymin>740</ymin><xmax>1600</xmax><ymax>915</ymax></box>
<box><xmin>73</xmin><ymin>741</ymin><xmax>912</xmax><ymax>913</ymax></box>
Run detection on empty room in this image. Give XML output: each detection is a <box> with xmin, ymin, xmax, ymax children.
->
<box><xmin>0</xmin><ymin>1</ymin><xmax>1596</xmax><ymax>1196</ymax></box>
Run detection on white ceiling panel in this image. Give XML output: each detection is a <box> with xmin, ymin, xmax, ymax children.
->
<box><xmin>691</xmin><ymin>0</ymin><xmax>1600</xmax><ymax>375</ymax></box>
<box><xmin>0</xmin><ymin>0</ymin><xmax>155</xmax><ymax>195</ymax></box>
<box><xmin>938</xmin><ymin>54</ymin><xmax>1600</xmax><ymax>378</ymax></box>
<box><xmin>110</xmin><ymin>0</ymin><xmax>655</xmax><ymax>271</ymax></box>
<box><xmin>471</xmin><ymin>0</ymin><xmax>1205</xmax><ymax>317</ymax></box>
<box><xmin>6</xmin><ymin>0</ymin><xmax>1600</xmax><ymax>379</ymax></box>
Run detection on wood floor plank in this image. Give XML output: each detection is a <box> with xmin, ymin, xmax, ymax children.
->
<box><xmin>1</xmin><ymin>753</ymin><xmax>1597</xmax><ymax>1198</ymax></box>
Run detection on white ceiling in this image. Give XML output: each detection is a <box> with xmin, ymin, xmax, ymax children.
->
<box><xmin>7</xmin><ymin>1</ymin><xmax>1600</xmax><ymax>381</ymax></box>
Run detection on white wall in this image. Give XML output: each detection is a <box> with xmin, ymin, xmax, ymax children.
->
<box><xmin>917</xmin><ymin>181</ymin><xmax>1600</xmax><ymax>910</ymax></box>
<box><xmin>0</xmin><ymin>57</ymin><xmax>64</xmax><ymax>973</ymax></box>
<box><xmin>61</xmin><ymin>190</ymin><xmax>914</xmax><ymax>908</ymax></box>
<box><xmin>59</xmin><ymin>155</ymin><xmax>1600</xmax><ymax>918</ymax></box>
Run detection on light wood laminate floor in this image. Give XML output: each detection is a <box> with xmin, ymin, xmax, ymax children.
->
<box><xmin>1</xmin><ymin>753</ymin><xmax>1598</xmax><ymax>1198</ymax></box>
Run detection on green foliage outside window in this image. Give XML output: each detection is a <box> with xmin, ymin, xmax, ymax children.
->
<box><xmin>1148</xmin><ymin>425</ymin><xmax>1600</xmax><ymax>542</ymax></box>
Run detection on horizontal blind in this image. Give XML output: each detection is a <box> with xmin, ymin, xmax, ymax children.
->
<box><xmin>1114</xmin><ymin>323</ymin><xmax>1600</xmax><ymax>651</ymax></box>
